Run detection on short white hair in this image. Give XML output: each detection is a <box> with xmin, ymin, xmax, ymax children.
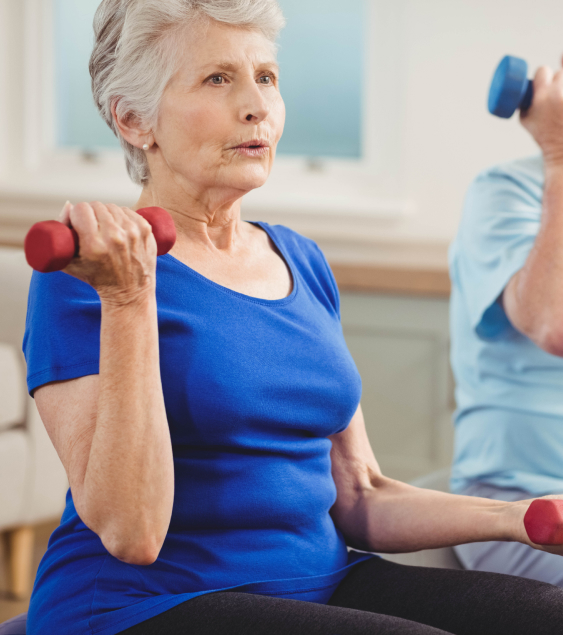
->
<box><xmin>90</xmin><ymin>0</ymin><xmax>285</xmax><ymax>185</ymax></box>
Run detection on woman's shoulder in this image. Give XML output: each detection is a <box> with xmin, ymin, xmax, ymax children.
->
<box><xmin>28</xmin><ymin>270</ymin><xmax>101</xmax><ymax>314</ymax></box>
<box><xmin>24</xmin><ymin>272</ymin><xmax>102</xmax><ymax>396</ymax></box>
<box><xmin>25</xmin><ymin>271</ymin><xmax>102</xmax><ymax>352</ymax></box>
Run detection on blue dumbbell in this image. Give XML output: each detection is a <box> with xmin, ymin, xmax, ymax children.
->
<box><xmin>488</xmin><ymin>56</ymin><xmax>534</xmax><ymax>118</ymax></box>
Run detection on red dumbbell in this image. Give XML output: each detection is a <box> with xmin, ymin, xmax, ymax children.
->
<box><xmin>524</xmin><ymin>499</ymin><xmax>563</xmax><ymax>545</ymax></box>
<box><xmin>24</xmin><ymin>206</ymin><xmax>177</xmax><ymax>273</ymax></box>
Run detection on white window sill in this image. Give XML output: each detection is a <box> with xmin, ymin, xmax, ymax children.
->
<box><xmin>0</xmin><ymin>151</ymin><xmax>416</xmax><ymax>247</ymax></box>
<box><xmin>0</xmin><ymin>151</ymin><xmax>414</xmax><ymax>212</ymax></box>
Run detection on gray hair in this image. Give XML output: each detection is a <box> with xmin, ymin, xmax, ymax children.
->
<box><xmin>90</xmin><ymin>0</ymin><xmax>285</xmax><ymax>185</ymax></box>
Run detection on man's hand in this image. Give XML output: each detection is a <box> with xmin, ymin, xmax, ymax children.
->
<box><xmin>521</xmin><ymin>58</ymin><xmax>563</xmax><ymax>168</ymax></box>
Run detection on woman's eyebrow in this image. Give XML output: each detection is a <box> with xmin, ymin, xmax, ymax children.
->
<box><xmin>257</xmin><ymin>61</ymin><xmax>280</xmax><ymax>73</ymax></box>
<box><xmin>201</xmin><ymin>60</ymin><xmax>280</xmax><ymax>73</ymax></box>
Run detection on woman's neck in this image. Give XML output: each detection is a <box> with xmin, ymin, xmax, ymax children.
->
<box><xmin>135</xmin><ymin>183</ymin><xmax>246</xmax><ymax>252</ymax></box>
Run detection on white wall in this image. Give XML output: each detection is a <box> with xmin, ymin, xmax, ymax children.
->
<box><xmin>392</xmin><ymin>0</ymin><xmax>562</xmax><ymax>242</ymax></box>
<box><xmin>0</xmin><ymin>1</ymin><xmax>25</xmax><ymax>178</ymax></box>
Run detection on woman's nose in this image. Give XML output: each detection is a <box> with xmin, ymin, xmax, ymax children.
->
<box><xmin>238</xmin><ymin>82</ymin><xmax>270</xmax><ymax>124</ymax></box>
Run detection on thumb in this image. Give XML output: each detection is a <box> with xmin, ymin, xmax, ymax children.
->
<box><xmin>58</xmin><ymin>200</ymin><xmax>73</xmax><ymax>225</ymax></box>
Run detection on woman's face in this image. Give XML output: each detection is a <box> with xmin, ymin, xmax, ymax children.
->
<box><xmin>152</xmin><ymin>19</ymin><xmax>286</xmax><ymax>202</ymax></box>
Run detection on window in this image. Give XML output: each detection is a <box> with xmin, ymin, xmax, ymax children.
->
<box><xmin>54</xmin><ymin>0</ymin><xmax>116</xmax><ymax>149</ymax></box>
<box><xmin>54</xmin><ymin>0</ymin><xmax>366</xmax><ymax>160</ymax></box>
<box><xmin>277</xmin><ymin>0</ymin><xmax>365</xmax><ymax>158</ymax></box>
<box><xmin>0</xmin><ymin>0</ymin><xmax>409</xmax><ymax>222</ymax></box>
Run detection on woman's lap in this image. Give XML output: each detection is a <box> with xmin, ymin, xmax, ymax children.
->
<box><xmin>120</xmin><ymin>557</ymin><xmax>563</xmax><ymax>635</ymax></box>
<box><xmin>119</xmin><ymin>589</ymin><xmax>448</xmax><ymax>635</ymax></box>
<box><xmin>328</xmin><ymin>557</ymin><xmax>563</xmax><ymax>635</ymax></box>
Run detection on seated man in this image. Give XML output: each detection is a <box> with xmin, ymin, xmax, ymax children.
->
<box><xmin>450</xmin><ymin>63</ymin><xmax>563</xmax><ymax>585</ymax></box>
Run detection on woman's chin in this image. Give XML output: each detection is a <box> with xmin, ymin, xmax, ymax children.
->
<box><xmin>224</xmin><ymin>165</ymin><xmax>271</xmax><ymax>193</ymax></box>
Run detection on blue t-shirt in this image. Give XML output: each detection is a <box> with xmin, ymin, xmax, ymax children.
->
<box><xmin>450</xmin><ymin>155</ymin><xmax>563</xmax><ymax>495</ymax></box>
<box><xmin>23</xmin><ymin>222</ymin><xmax>374</xmax><ymax>635</ymax></box>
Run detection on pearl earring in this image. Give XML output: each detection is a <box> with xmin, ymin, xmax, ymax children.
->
<box><xmin>142</xmin><ymin>143</ymin><xmax>150</xmax><ymax>151</ymax></box>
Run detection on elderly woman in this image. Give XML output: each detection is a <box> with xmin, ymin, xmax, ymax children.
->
<box><xmin>21</xmin><ymin>1</ymin><xmax>563</xmax><ymax>634</ymax></box>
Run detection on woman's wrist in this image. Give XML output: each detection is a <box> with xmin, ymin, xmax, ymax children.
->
<box><xmin>499</xmin><ymin>499</ymin><xmax>531</xmax><ymax>545</ymax></box>
<box><xmin>99</xmin><ymin>283</ymin><xmax>156</xmax><ymax>311</ymax></box>
<box><xmin>99</xmin><ymin>278</ymin><xmax>159</xmax><ymax>346</ymax></box>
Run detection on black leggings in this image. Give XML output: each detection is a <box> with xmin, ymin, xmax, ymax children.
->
<box><xmin>120</xmin><ymin>557</ymin><xmax>563</xmax><ymax>634</ymax></box>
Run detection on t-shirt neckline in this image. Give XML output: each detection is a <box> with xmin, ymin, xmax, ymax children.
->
<box><xmin>161</xmin><ymin>221</ymin><xmax>299</xmax><ymax>307</ymax></box>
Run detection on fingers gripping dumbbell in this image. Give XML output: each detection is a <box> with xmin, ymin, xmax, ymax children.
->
<box><xmin>24</xmin><ymin>206</ymin><xmax>177</xmax><ymax>273</ymax></box>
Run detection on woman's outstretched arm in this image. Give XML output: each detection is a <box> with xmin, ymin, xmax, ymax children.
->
<box><xmin>34</xmin><ymin>201</ymin><xmax>174</xmax><ymax>566</ymax></box>
<box><xmin>329</xmin><ymin>405</ymin><xmax>542</xmax><ymax>555</ymax></box>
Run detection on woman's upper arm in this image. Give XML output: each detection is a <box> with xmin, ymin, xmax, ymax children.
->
<box><xmin>328</xmin><ymin>404</ymin><xmax>384</xmax><ymax>519</ymax></box>
<box><xmin>34</xmin><ymin>375</ymin><xmax>99</xmax><ymax>496</ymax></box>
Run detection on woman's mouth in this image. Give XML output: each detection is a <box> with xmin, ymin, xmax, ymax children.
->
<box><xmin>232</xmin><ymin>140</ymin><xmax>270</xmax><ymax>158</ymax></box>
<box><xmin>236</xmin><ymin>146</ymin><xmax>269</xmax><ymax>157</ymax></box>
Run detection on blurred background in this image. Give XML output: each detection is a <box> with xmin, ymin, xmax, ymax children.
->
<box><xmin>0</xmin><ymin>0</ymin><xmax>561</xmax><ymax>622</ymax></box>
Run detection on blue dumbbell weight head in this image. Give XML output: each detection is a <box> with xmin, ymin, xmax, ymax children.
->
<box><xmin>488</xmin><ymin>55</ymin><xmax>534</xmax><ymax>118</ymax></box>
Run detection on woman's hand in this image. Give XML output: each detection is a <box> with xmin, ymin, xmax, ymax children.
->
<box><xmin>59</xmin><ymin>200</ymin><xmax>157</xmax><ymax>306</ymax></box>
<box><xmin>520</xmin><ymin>62</ymin><xmax>563</xmax><ymax>168</ymax></box>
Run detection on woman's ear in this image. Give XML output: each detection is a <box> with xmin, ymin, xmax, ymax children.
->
<box><xmin>111</xmin><ymin>101</ymin><xmax>154</xmax><ymax>149</ymax></box>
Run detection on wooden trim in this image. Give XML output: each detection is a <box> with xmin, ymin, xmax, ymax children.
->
<box><xmin>332</xmin><ymin>263</ymin><xmax>451</xmax><ymax>297</ymax></box>
<box><xmin>0</xmin><ymin>216</ymin><xmax>452</xmax><ymax>297</ymax></box>
<box><xmin>1</xmin><ymin>526</ymin><xmax>34</xmax><ymax>599</ymax></box>
<box><xmin>0</xmin><ymin>237</ymin><xmax>452</xmax><ymax>298</ymax></box>
<box><xmin>0</xmin><ymin>237</ymin><xmax>24</xmax><ymax>249</ymax></box>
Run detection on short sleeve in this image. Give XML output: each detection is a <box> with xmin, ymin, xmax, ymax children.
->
<box><xmin>23</xmin><ymin>271</ymin><xmax>102</xmax><ymax>395</ymax></box>
<box><xmin>450</xmin><ymin>160</ymin><xmax>543</xmax><ymax>341</ymax></box>
<box><xmin>312</xmin><ymin>243</ymin><xmax>341</xmax><ymax>320</ymax></box>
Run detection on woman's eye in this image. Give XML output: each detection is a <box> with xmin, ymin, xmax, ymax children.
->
<box><xmin>208</xmin><ymin>74</ymin><xmax>274</xmax><ymax>86</ymax></box>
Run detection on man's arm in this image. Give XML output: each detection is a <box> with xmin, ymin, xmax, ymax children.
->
<box><xmin>503</xmin><ymin>164</ymin><xmax>563</xmax><ymax>354</ymax></box>
<box><xmin>503</xmin><ymin>66</ymin><xmax>563</xmax><ymax>355</ymax></box>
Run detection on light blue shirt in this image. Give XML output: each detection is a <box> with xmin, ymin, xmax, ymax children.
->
<box><xmin>450</xmin><ymin>155</ymin><xmax>563</xmax><ymax>496</ymax></box>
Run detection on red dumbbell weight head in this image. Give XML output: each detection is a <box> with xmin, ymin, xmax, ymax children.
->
<box><xmin>524</xmin><ymin>499</ymin><xmax>563</xmax><ymax>545</ymax></box>
<box><xmin>25</xmin><ymin>207</ymin><xmax>177</xmax><ymax>273</ymax></box>
<box><xmin>24</xmin><ymin>221</ymin><xmax>79</xmax><ymax>273</ymax></box>
<box><xmin>135</xmin><ymin>207</ymin><xmax>177</xmax><ymax>257</ymax></box>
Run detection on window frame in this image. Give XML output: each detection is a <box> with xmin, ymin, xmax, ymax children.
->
<box><xmin>0</xmin><ymin>0</ymin><xmax>413</xmax><ymax>222</ymax></box>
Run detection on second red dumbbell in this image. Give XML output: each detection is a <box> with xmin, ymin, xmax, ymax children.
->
<box><xmin>24</xmin><ymin>206</ymin><xmax>177</xmax><ymax>273</ymax></box>
<box><xmin>524</xmin><ymin>499</ymin><xmax>563</xmax><ymax>545</ymax></box>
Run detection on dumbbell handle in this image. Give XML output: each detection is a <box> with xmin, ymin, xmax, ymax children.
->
<box><xmin>520</xmin><ymin>80</ymin><xmax>534</xmax><ymax>112</ymax></box>
<box><xmin>24</xmin><ymin>206</ymin><xmax>177</xmax><ymax>273</ymax></box>
<box><xmin>524</xmin><ymin>499</ymin><xmax>563</xmax><ymax>545</ymax></box>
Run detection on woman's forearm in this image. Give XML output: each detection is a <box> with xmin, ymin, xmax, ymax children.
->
<box><xmin>78</xmin><ymin>293</ymin><xmax>174</xmax><ymax>565</ymax></box>
<box><xmin>336</xmin><ymin>477</ymin><xmax>524</xmax><ymax>554</ymax></box>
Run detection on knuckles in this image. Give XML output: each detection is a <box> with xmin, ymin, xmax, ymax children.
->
<box><xmin>64</xmin><ymin>203</ymin><xmax>157</xmax><ymax>295</ymax></box>
<box><xmin>109</xmin><ymin>231</ymin><xmax>128</xmax><ymax>250</ymax></box>
<box><xmin>88</xmin><ymin>239</ymin><xmax>110</xmax><ymax>259</ymax></box>
<box><xmin>70</xmin><ymin>202</ymin><xmax>156</xmax><ymax>264</ymax></box>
